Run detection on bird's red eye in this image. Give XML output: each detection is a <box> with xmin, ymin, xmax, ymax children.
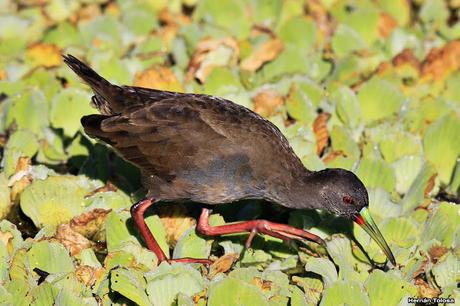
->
<box><xmin>343</xmin><ymin>195</ymin><xmax>353</xmax><ymax>204</ymax></box>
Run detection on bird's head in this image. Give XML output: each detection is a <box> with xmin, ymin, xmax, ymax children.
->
<box><xmin>308</xmin><ymin>168</ymin><xmax>396</xmax><ymax>265</ymax></box>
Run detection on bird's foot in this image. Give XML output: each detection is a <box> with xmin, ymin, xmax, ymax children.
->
<box><xmin>166</xmin><ymin>258</ymin><xmax>213</xmax><ymax>266</ymax></box>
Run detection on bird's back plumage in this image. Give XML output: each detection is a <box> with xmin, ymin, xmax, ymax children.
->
<box><xmin>64</xmin><ymin>55</ymin><xmax>308</xmax><ymax>205</ymax></box>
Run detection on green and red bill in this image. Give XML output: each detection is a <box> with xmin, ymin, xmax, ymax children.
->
<box><xmin>354</xmin><ymin>207</ymin><xmax>396</xmax><ymax>266</ymax></box>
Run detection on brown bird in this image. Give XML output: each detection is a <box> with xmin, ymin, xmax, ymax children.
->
<box><xmin>63</xmin><ymin>54</ymin><xmax>396</xmax><ymax>266</ymax></box>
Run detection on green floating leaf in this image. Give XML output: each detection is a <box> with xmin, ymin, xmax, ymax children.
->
<box><xmin>27</xmin><ymin>241</ymin><xmax>74</xmax><ymax>274</ymax></box>
<box><xmin>326</xmin><ymin>235</ymin><xmax>369</xmax><ymax>282</ymax></box>
<box><xmin>43</xmin><ymin>21</ymin><xmax>81</xmax><ymax>48</ymax></box>
<box><xmin>286</xmin><ymin>84</ymin><xmax>317</xmax><ymax>123</ymax></box>
<box><xmin>6</xmin><ymin>129</ymin><xmax>39</xmax><ymax>158</ymax></box>
<box><xmin>422</xmin><ymin>202</ymin><xmax>459</xmax><ymax>248</ymax></box>
<box><xmin>367</xmin><ymin>188</ymin><xmax>401</xmax><ymax>220</ymax></box>
<box><xmin>193</xmin><ymin>0</ymin><xmax>251</xmax><ymax>38</ymax></box>
<box><xmin>381</xmin><ymin>217</ymin><xmax>419</xmax><ymax>248</ymax></box>
<box><xmin>432</xmin><ymin>253</ymin><xmax>458</xmax><ymax>289</ymax></box>
<box><xmin>84</xmin><ymin>190</ymin><xmax>132</xmax><ymax>211</ymax></box>
<box><xmin>379</xmin><ymin>131</ymin><xmax>421</xmax><ymax>163</ymax></box>
<box><xmin>208</xmin><ymin>277</ymin><xmax>268</xmax><ymax>306</ymax></box>
<box><xmin>357</xmin><ymin>78</ymin><xmax>404</xmax><ymax>124</ymax></box>
<box><xmin>105</xmin><ymin>211</ymin><xmax>138</xmax><ymax>252</ymax></box>
<box><xmin>29</xmin><ymin>282</ymin><xmax>56</xmax><ymax>306</ymax></box>
<box><xmin>5</xmin><ymin>279</ymin><xmax>33</xmax><ymax>306</ymax></box>
<box><xmin>278</xmin><ymin>16</ymin><xmax>316</xmax><ymax>52</ymax></box>
<box><xmin>0</xmin><ymin>174</ymin><xmax>11</xmax><ymax>219</ymax></box>
<box><xmin>44</xmin><ymin>0</ymin><xmax>80</xmax><ymax>22</ymax></box>
<box><xmin>365</xmin><ymin>270</ymin><xmax>417</xmax><ymax>306</ymax></box>
<box><xmin>356</xmin><ymin>158</ymin><xmax>396</xmax><ymax>192</ymax></box>
<box><xmin>320</xmin><ymin>280</ymin><xmax>368</xmax><ymax>306</ymax></box>
<box><xmin>330</xmin><ymin>125</ymin><xmax>360</xmax><ymax>159</ymax></box>
<box><xmin>400</xmin><ymin>162</ymin><xmax>437</xmax><ymax>214</ymax></box>
<box><xmin>121</xmin><ymin>7</ymin><xmax>159</xmax><ymax>36</ymax></box>
<box><xmin>20</xmin><ymin>175</ymin><xmax>92</xmax><ymax>228</ymax></box>
<box><xmin>145</xmin><ymin>262</ymin><xmax>205</xmax><ymax>306</ymax></box>
<box><xmin>77</xmin><ymin>248</ymin><xmax>101</xmax><ymax>269</ymax></box>
<box><xmin>229</xmin><ymin>268</ymin><xmax>290</xmax><ymax>299</ymax></box>
<box><xmin>292</xmin><ymin>276</ymin><xmax>323</xmax><ymax>305</ymax></box>
<box><xmin>304</xmin><ymin>257</ymin><xmax>337</xmax><ymax>288</ymax></box>
<box><xmin>331</xmin><ymin>24</ymin><xmax>366</xmax><ymax>57</ymax></box>
<box><xmin>423</xmin><ymin>114</ymin><xmax>460</xmax><ymax>185</ymax></box>
<box><xmin>50</xmin><ymin>88</ymin><xmax>95</xmax><ymax>137</ymax></box>
<box><xmin>111</xmin><ymin>268</ymin><xmax>150</xmax><ymax>306</ymax></box>
<box><xmin>5</xmin><ymin>89</ymin><xmax>49</xmax><ymax>137</ymax></box>
<box><xmin>392</xmin><ymin>155</ymin><xmax>423</xmax><ymax>194</ymax></box>
<box><xmin>172</xmin><ymin>226</ymin><xmax>211</xmax><ymax>260</ymax></box>
<box><xmin>333</xmin><ymin>86</ymin><xmax>362</xmax><ymax>127</ymax></box>
<box><xmin>36</xmin><ymin>128</ymin><xmax>68</xmax><ymax>164</ymax></box>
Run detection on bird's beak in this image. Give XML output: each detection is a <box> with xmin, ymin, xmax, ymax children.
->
<box><xmin>354</xmin><ymin>207</ymin><xmax>396</xmax><ymax>265</ymax></box>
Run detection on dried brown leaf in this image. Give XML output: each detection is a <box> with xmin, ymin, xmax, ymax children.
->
<box><xmin>9</xmin><ymin>157</ymin><xmax>32</xmax><ymax>203</ymax></box>
<box><xmin>252</xmin><ymin>277</ymin><xmax>272</xmax><ymax>292</ymax></box>
<box><xmin>253</xmin><ymin>90</ymin><xmax>285</xmax><ymax>117</ymax></box>
<box><xmin>208</xmin><ymin>253</ymin><xmax>239</xmax><ymax>279</ymax></box>
<box><xmin>240</xmin><ymin>38</ymin><xmax>284</xmax><ymax>72</ymax></box>
<box><xmin>378</xmin><ymin>13</ymin><xmax>398</xmax><ymax>38</ymax></box>
<box><xmin>75</xmin><ymin>265</ymin><xmax>103</xmax><ymax>287</ymax></box>
<box><xmin>26</xmin><ymin>43</ymin><xmax>62</xmax><ymax>68</ymax></box>
<box><xmin>415</xmin><ymin>278</ymin><xmax>441</xmax><ymax>298</ymax></box>
<box><xmin>392</xmin><ymin>49</ymin><xmax>421</xmax><ymax>71</ymax></box>
<box><xmin>323</xmin><ymin>150</ymin><xmax>346</xmax><ymax>164</ymax></box>
<box><xmin>421</xmin><ymin>40</ymin><xmax>460</xmax><ymax>81</ymax></box>
<box><xmin>423</xmin><ymin>174</ymin><xmax>437</xmax><ymax>197</ymax></box>
<box><xmin>428</xmin><ymin>245</ymin><xmax>448</xmax><ymax>263</ymax></box>
<box><xmin>75</xmin><ymin>4</ymin><xmax>101</xmax><ymax>22</ymax></box>
<box><xmin>306</xmin><ymin>0</ymin><xmax>334</xmax><ymax>43</ymax></box>
<box><xmin>134</xmin><ymin>66</ymin><xmax>183</xmax><ymax>92</ymax></box>
<box><xmin>55</xmin><ymin>224</ymin><xmax>92</xmax><ymax>256</ymax></box>
<box><xmin>70</xmin><ymin>208</ymin><xmax>111</xmax><ymax>239</ymax></box>
<box><xmin>186</xmin><ymin>37</ymin><xmax>239</xmax><ymax>82</ymax></box>
<box><xmin>313</xmin><ymin>112</ymin><xmax>331</xmax><ymax>156</ymax></box>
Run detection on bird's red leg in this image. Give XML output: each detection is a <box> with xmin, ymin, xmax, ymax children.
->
<box><xmin>196</xmin><ymin>208</ymin><xmax>325</xmax><ymax>248</ymax></box>
<box><xmin>130</xmin><ymin>198</ymin><xmax>212</xmax><ymax>265</ymax></box>
<box><xmin>131</xmin><ymin>198</ymin><xmax>168</xmax><ymax>262</ymax></box>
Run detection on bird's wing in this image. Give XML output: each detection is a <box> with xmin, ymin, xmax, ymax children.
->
<box><xmin>82</xmin><ymin>94</ymin><xmax>303</xmax><ymax>185</ymax></box>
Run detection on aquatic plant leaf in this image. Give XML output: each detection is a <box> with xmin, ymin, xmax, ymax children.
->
<box><xmin>356</xmin><ymin>158</ymin><xmax>396</xmax><ymax>192</ymax></box>
<box><xmin>0</xmin><ymin>174</ymin><xmax>11</xmax><ymax>219</ymax></box>
<box><xmin>145</xmin><ymin>262</ymin><xmax>205</xmax><ymax>306</ymax></box>
<box><xmin>332</xmin><ymin>24</ymin><xmax>366</xmax><ymax>57</ymax></box>
<box><xmin>422</xmin><ymin>202</ymin><xmax>459</xmax><ymax>248</ymax></box>
<box><xmin>111</xmin><ymin>268</ymin><xmax>150</xmax><ymax>306</ymax></box>
<box><xmin>365</xmin><ymin>270</ymin><xmax>417</xmax><ymax>306</ymax></box>
<box><xmin>423</xmin><ymin>114</ymin><xmax>460</xmax><ymax>184</ymax></box>
<box><xmin>105</xmin><ymin>211</ymin><xmax>138</xmax><ymax>252</ymax></box>
<box><xmin>400</xmin><ymin>162</ymin><xmax>437</xmax><ymax>213</ymax></box>
<box><xmin>320</xmin><ymin>280</ymin><xmax>368</xmax><ymax>306</ymax></box>
<box><xmin>392</xmin><ymin>155</ymin><xmax>423</xmax><ymax>195</ymax></box>
<box><xmin>357</xmin><ymin>77</ymin><xmax>404</xmax><ymax>124</ymax></box>
<box><xmin>333</xmin><ymin>86</ymin><xmax>362</xmax><ymax>127</ymax></box>
<box><xmin>172</xmin><ymin>225</ymin><xmax>211</xmax><ymax>259</ymax></box>
<box><xmin>27</xmin><ymin>241</ymin><xmax>74</xmax><ymax>274</ymax></box>
<box><xmin>20</xmin><ymin>175</ymin><xmax>93</xmax><ymax>228</ymax></box>
<box><xmin>432</xmin><ymin>253</ymin><xmax>458</xmax><ymax>289</ymax></box>
<box><xmin>50</xmin><ymin>88</ymin><xmax>95</xmax><ymax>137</ymax></box>
<box><xmin>304</xmin><ymin>257</ymin><xmax>337</xmax><ymax>288</ymax></box>
<box><xmin>5</xmin><ymin>89</ymin><xmax>49</xmax><ymax>137</ymax></box>
<box><xmin>208</xmin><ymin>277</ymin><xmax>269</xmax><ymax>306</ymax></box>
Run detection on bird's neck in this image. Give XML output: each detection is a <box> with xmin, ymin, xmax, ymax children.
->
<box><xmin>274</xmin><ymin>168</ymin><xmax>325</xmax><ymax>210</ymax></box>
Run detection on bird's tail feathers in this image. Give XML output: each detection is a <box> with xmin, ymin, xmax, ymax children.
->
<box><xmin>63</xmin><ymin>54</ymin><xmax>121</xmax><ymax>115</ymax></box>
